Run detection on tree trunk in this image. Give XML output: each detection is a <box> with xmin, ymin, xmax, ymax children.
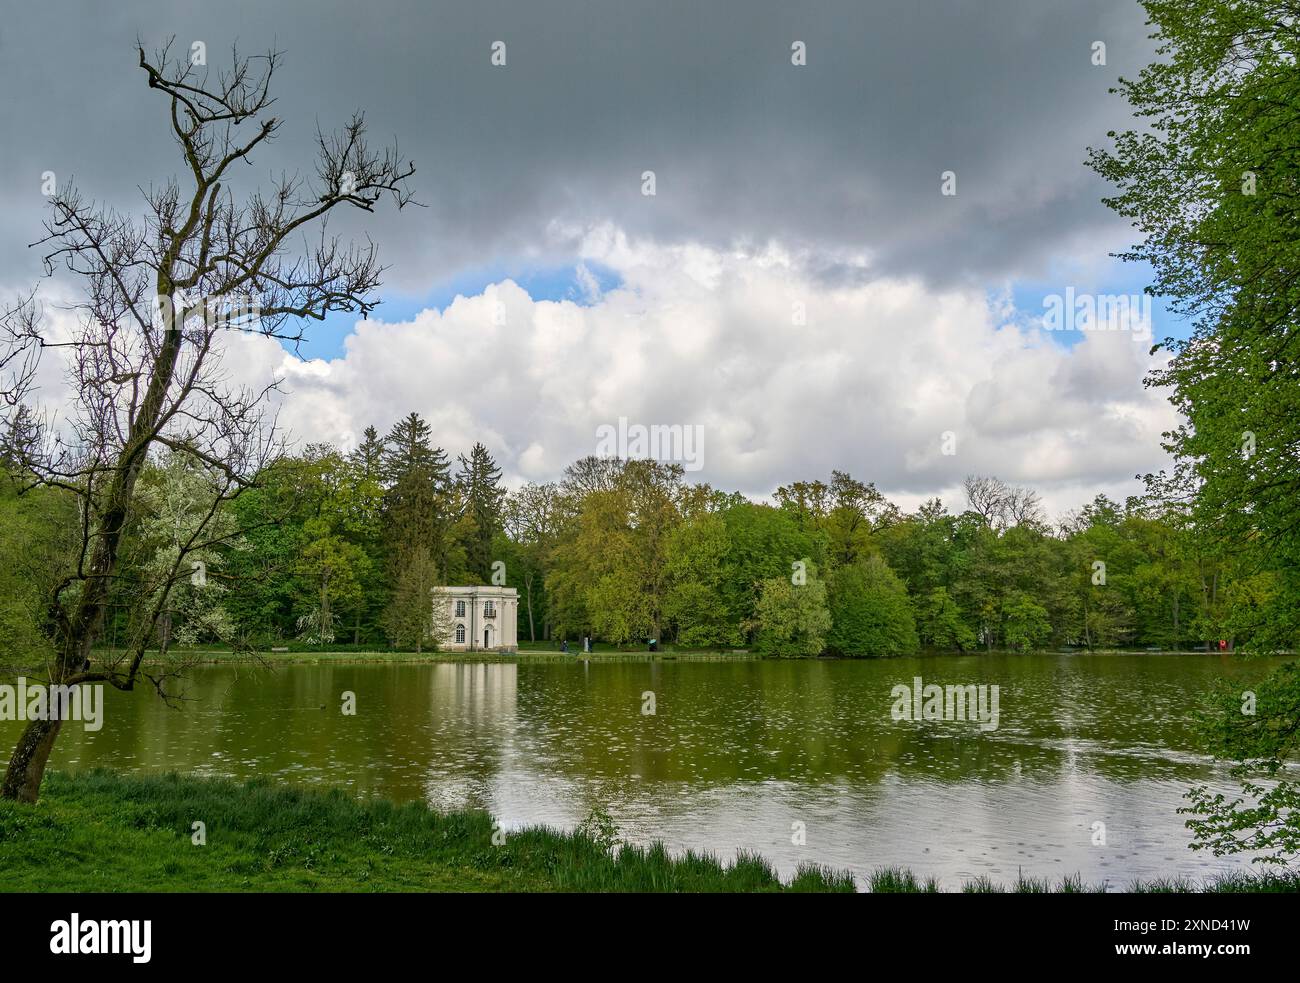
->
<box><xmin>1</xmin><ymin>716</ymin><xmax>64</xmax><ymax>803</ymax></box>
<box><xmin>1082</xmin><ymin>593</ymin><xmax>1092</xmax><ymax>650</ymax></box>
<box><xmin>525</xmin><ymin>572</ymin><xmax>536</xmax><ymax>642</ymax></box>
<box><xmin>159</xmin><ymin>608</ymin><xmax>173</xmax><ymax>651</ymax></box>
<box><xmin>1172</xmin><ymin>591</ymin><xmax>1180</xmax><ymax>650</ymax></box>
<box><xmin>320</xmin><ymin>575</ymin><xmax>331</xmax><ymax>647</ymax></box>
<box><xmin>2</xmin><ymin>288</ymin><xmax>184</xmax><ymax>801</ymax></box>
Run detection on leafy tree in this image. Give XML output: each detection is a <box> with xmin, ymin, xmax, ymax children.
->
<box><xmin>547</xmin><ymin>460</ymin><xmax>682</xmax><ymax>644</ymax></box>
<box><xmin>719</xmin><ymin>501</ymin><xmax>822</xmax><ymax>636</ymax></box>
<box><xmin>918</xmin><ymin>586</ymin><xmax>976</xmax><ymax>652</ymax></box>
<box><xmin>296</xmin><ymin>529</ymin><xmax>367</xmax><ymax>645</ymax></box>
<box><xmin>746</xmin><ymin>563</ymin><xmax>832</xmax><ymax>657</ymax></box>
<box><xmin>1090</xmin><ymin>0</ymin><xmax>1300</xmax><ymax>858</ymax></box>
<box><xmin>504</xmin><ymin>482</ymin><xmax>561</xmax><ymax>641</ymax></box>
<box><xmin>1183</xmin><ymin>662</ymin><xmax>1300</xmax><ymax>865</ymax></box>
<box><xmin>0</xmin><ymin>478</ymin><xmax>74</xmax><ymax>672</ymax></box>
<box><xmin>382</xmin><ymin>547</ymin><xmax>450</xmax><ymax>652</ymax></box>
<box><xmin>826</xmin><ymin>555</ymin><xmax>919</xmax><ymax>657</ymax></box>
<box><xmin>1089</xmin><ymin>0</ymin><xmax>1300</xmax><ymax>649</ymax></box>
<box><xmin>131</xmin><ymin>452</ymin><xmax>241</xmax><ymax>649</ymax></box>
<box><xmin>664</xmin><ymin>511</ymin><xmax>742</xmax><ymax>649</ymax></box>
<box><xmin>1002</xmin><ymin>592</ymin><xmax>1052</xmax><ymax>653</ymax></box>
<box><xmin>775</xmin><ymin>471</ymin><xmax>895</xmax><ymax>566</ymax></box>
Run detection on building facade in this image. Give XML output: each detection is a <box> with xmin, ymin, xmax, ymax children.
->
<box><xmin>438</xmin><ymin>586</ymin><xmax>519</xmax><ymax>653</ymax></box>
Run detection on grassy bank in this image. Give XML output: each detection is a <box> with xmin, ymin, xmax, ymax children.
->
<box><xmin>1</xmin><ymin>771</ymin><xmax>1295</xmax><ymax>893</ymax></box>
<box><xmin>127</xmin><ymin>645</ymin><xmax>761</xmax><ymax>666</ymax></box>
<box><xmin>121</xmin><ymin>645</ymin><xmax>1239</xmax><ymax>666</ymax></box>
<box><xmin>0</xmin><ymin>770</ymin><xmax>852</xmax><ymax>892</ymax></box>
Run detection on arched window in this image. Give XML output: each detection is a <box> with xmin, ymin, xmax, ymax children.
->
<box><xmin>455</xmin><ymin>623</ymin><xmax>465</xmax><ymax>644</ymax></box>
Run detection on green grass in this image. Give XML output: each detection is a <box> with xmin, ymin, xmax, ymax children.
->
<box><xmin>118</xmin><ymin>645</ymin><xmax>762</xmax><ymax>666</ymax></box>
<box><xmin>0</xmin><ymin>770</ymin><xmax>853</xmax><ymax>893</ymax></box>
<box><xmin>112</xmin><ymin>645</ymin><xmax>1252</xmax><ymax>667</ymax></box>
<box><xmin>2</xmin><ymin>771</ymin><xmax>1295</xmax><ymax>893</ymax></box>
<box><xmin>868</xmin><ymin>867</ymin><xmax>940</xmax><ymax>893</ymax></box>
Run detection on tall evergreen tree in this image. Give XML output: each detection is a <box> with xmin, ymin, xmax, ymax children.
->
<box><xmin>457</xmin><ymin>442</ymin><xmax>505</xmax><ymax>582</ymax></box>
<box><xmin>381</xmin><ymin>413</ymin><xmax>455</xmax><ymax>581</ymax></box>
<box><xmin>349</xmin><ymin>425</ymin><xmax>386</xmax><ymax>484</ymax></box>
<box><xmin>381</xmin><ymin>413</ymin><xmax>450</xmax><ymax>484</ymax></box>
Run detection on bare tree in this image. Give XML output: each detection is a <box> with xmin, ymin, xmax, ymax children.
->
<box><xmin>963</xmin><ymin>474</ymin><xmax>1045</xmax><ymax>533</ymax></box>
<box><xmin>0</xmin><ymin>40</ymin><xmax>415</xmax><ymax>801</ymax></box>
<box><xmin>560</xmin><ymin>455</ymin><xmax>625</xmax><ymax>497</ymax></box>
<box><xmin>1002</xmin><ymin>484</ymin><xmax>1046</xmax><ymax>530</ymax></box>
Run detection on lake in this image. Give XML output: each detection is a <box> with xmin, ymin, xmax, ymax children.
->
<box><xmin>3</xmin><ymin>652</ymin><xmax>1280</xmax><ymax>889</ymax></box>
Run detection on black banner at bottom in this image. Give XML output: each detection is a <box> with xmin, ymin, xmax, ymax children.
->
<box><xmin>0</xmin><ymin>890</ymin><xmax>1285</xmax><ymax>971</ymax></box>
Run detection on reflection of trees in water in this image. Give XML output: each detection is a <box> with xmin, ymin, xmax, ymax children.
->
<box><xmin>5</xmin><ymin>653</ymin><xmax>1282</xmax><ymax>809</ymax></box>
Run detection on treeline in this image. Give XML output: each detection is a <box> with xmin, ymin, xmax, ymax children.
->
<box><xmin>0</xmin><ymin>411</ymin><xmax>1289</xmax><ymax>657</ymax></box>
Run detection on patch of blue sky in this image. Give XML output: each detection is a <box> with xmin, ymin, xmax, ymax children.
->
<box><xmin>998</xmin><ymin>257</ymin><xmax>1196</xmax><ymax>351</ymax></box>
<box><xmin>285</xmin><ymin>260</ymin><xmax>623</xmax><ymax>360</ymax></box>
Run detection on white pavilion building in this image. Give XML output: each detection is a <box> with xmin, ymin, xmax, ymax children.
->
<box><xmin>438</xmin><ymin>586</ymin><xmax>519</xmax><ymax>653</ymax></box>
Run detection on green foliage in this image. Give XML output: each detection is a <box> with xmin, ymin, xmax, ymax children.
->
<box><xmin>747</xmin><ymin>562</ymin><xmax>832</xmax><ymax>657</ymax></box>
<box><xmin>381</xmin><ymin>548</ymin><xmax>446</xmax><ymax>653</ymax></box>
<box><xmin>825</xmin><ymin>555</ymin><xmax>919</xmax><ymax>657</ymax></box>
<box><xmin>1090</xmin><ymin>0</ymin><xmax>1300</xmax><ymax>866</ymax></box>
<box><xmin>4</xmin><ymin>411</ymin><xmax>1278</xmax><ymax>660</ymax></box>
<box><xmin>1002</xmin><ymin>592</ymin><xmax>1052</xmax><ymax>653</ymax></box>
<box><xmin>775</xmin><ymin>471</ymin><xmax>895</xmax><ymax>567</ymax></box>
<box><xmin>457</xmin><ymin>442</ymin><xmax>506</xmax><ymax>583</ymax></box>
<box><xmin>917</xmin><ymin>586</ymin><xmax>976</xmax><ymax>652</ymax></box>
<box><xmin>546</xmin><ymin>459</ymin><xmax>682</xmax><ymax>644</ymax></box>
<box><xmin>0</xmin><ymin>477</ymin><xmax>74</xmax><ymax>670</ymax></box>
<box><xmin>0</xmin><ymin>770</ymin><xmax>855</xmax><ymax>892</ymax></box>
<box><xmin>664</xmin><ymin>511</ymin><xmax>742</xmax><ymax>648</ymax></box>
<box><xmin>129</xmin><ymin>452</ymin><xmax>243</xmax><ymax>648</ymax></box>
<box><xmin>719</xmin><ymin>501</ymin><xmax>822</xmax><ymax>631</ymax></box>
<box><xmin>575</xmin><ymin>806</ymin><xmax>622</xmax><ymax>852</ymax></box>
<box><xmin>1181</xmin><ymin>662</ymin><xmax>1300</xmax><ymax>865</ymax></box>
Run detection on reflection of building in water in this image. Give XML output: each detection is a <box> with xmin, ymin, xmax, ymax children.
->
<box><xmin>424</xmin><ymin>663</ymin><xmax>519</xmax><ymax>814</ymax></box>
<box><xmin>438</xmin><ymin>586</ymin><xmax>519</xmax><ymax>652</ymax></box>
<box><xmin>430</xmin><ymin>663</ymin><xmax>518</xmax><ymax>719</ymax></box>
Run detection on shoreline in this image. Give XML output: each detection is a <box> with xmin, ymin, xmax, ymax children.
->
<box><xmin>117</xmin><ymin>647</ymin><xmax>1275</xmax><ymax>667</ymax></box>
<box><xmin>1</xmin><ymin>770</ymin><xmax>1294</xmax><ymax>894</ymax></box>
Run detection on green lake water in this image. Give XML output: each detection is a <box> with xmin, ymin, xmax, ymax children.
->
<box><xmin>2</xmin><ymin>652</ymin><xmax>1282</xmax><ymax>889</ymax></box>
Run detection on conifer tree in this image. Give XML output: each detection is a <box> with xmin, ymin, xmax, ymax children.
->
<box><xmin>457</xmin><ymin>442</ymin><xmax>505</xmax><ymax>582</ymax></box>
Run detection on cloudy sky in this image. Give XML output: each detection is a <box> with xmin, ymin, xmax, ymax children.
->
<box><xmin>0</xmin><ymin>0</ymin><xmax>1177</xmax><ymax>516</ymax></box>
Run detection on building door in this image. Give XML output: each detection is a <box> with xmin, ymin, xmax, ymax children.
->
<box><xmin>484</xmin><ymin>627</ymin><xmax>492</xmax><ymax>649</ymax></box>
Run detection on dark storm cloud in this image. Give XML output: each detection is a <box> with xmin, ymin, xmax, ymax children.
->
<box><xmin>0</xmin><ymin>0</ymin><xmax>1151</xmax><ymax>294</ymax></box>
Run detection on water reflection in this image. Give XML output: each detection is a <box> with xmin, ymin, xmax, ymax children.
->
<box><xmin>2</xmin><ymin>653</ymin><xmax>1280</xmax><ymax>889</ymax></box>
